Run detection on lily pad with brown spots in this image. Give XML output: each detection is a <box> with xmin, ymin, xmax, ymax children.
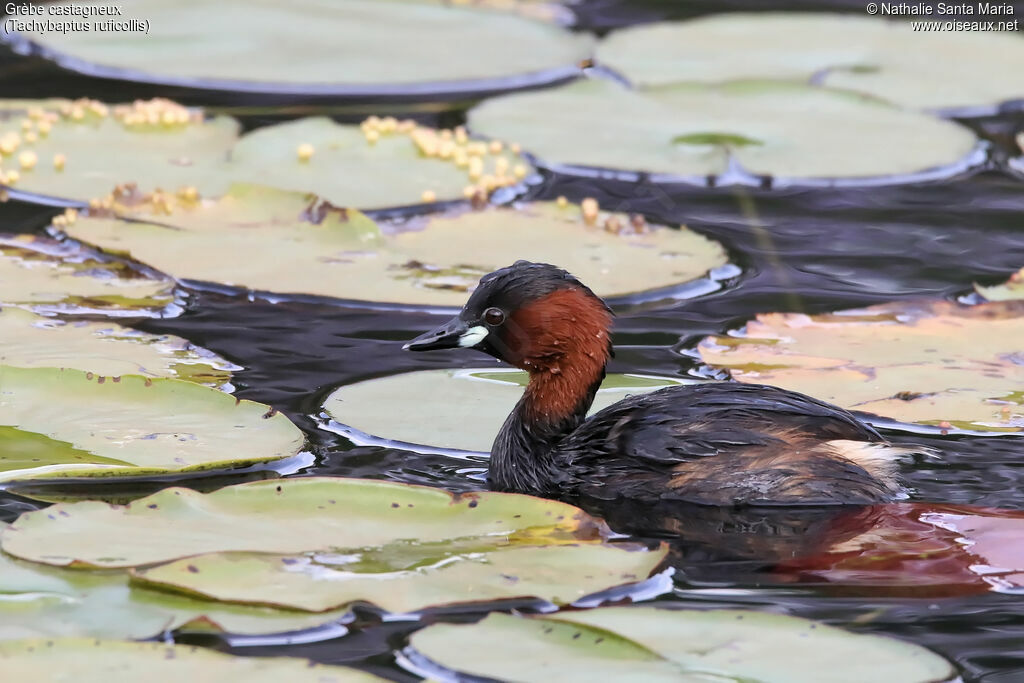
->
<box><xmin>65</xmin><ymin>186</ymin><xmax>729</xmax><ymax>306</ymax></box>
<box><xmin>0</xmin><ymin>366</ymin><xmax>303</xmax><ymax>482</ymax></box>
<box><xmin>698</xmin><ymin>300</ymin><xmax>1024</xmax><ymax>433</ymax></box>
<box><xmin>406</xmin><ymin>607</ymin><xmax>954</xmax><ymax>682</ymax></box>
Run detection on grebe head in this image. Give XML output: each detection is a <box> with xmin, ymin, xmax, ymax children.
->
<box><xmin>404</xmin><ymin>260</ymin><xmax>614</xmax><ymax>374</ymax></box>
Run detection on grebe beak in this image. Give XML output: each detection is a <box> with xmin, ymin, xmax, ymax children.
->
<box><xmin>404</xmin><ymin>316</ymin><xmax>483</xmax><ymax>351</ymax></box>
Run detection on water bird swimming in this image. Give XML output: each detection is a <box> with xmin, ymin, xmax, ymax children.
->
<box><xmin>404</xmin><ymin>260</ymin><xmax>918</xmax><ymax>506</ymax></box>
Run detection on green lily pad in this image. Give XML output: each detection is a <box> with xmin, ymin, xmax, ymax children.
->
<box><xmin>132</xmin><ymin>543</ymin><xmax>666</xmax><ymax>613</ymax></box>
<box><xmin>0</xmin><ymin>307</ymin><xmax>235</xmax><ymax>387</ymax></box>
<box><xmin>469</xmin><ymin>78</ymin><xmax>981</xmax><ymax>182</ymax></box>
<box><xmin>0</xmin><ymin>525</ymin><xmax>353</xmax><ymax>639</ymax></box>
<box><xmin>0</xmin><ymin>234</ymin><xmax>175</xmax><ymax>316</ymax></box>
<box><xmin>0</xmin><ymin>366</ymin><xmax>303</xmax><ymax>482</ymax></box>
<box><xmin>976</xmin><ymin>267</ymin><xmax>1024</xmax><ymax>301</ymax></box>
<box><xmin>1</xmin><ymin>100</ymin><xmax>530</xmax><ymax>209</ymax></box>
<box><xmin>0</xmin><ymin>638</ymin><xmax>383</xmax><ymax>682</ymax></box>
<box><xmin>7</xmin><ymin>0</ymin><xmax>591</xmax><ymax>94</ymax></box>
<box><xmin>0</xmin><ymin>101</ymin><xmax>238</xmax><ymax>204</ymax></box>
<box><xmin>65</xmin><ymin>187</ymin><xmax>724</xmax><ymax>306</ymax></box>
<box><xmin>324</xmin><ymin>368</ymin><xmax>696</xmax><ymax>452</ymax></box>
<box><xmin>697</xmin><ymin>300</ymin><xmax>1024</xmax><ymax>433</ymax></box>
<box><xmin>1</xmin><ymin>477</ymin><xmax>609</xmax><ymax>568</ymax></box>
<box><xmin>226</xmin><ymin>117</ymin><xmax>528</xmax><ymax>210</ymax></box>
<box><xmin>407</xmin><ymin>608</ymin><xmax>954</xmax><ymax>682</ymax></box>
<box><xmin>597</xmin><ymin>13</ymin><xmax>1024</xmax><ymax>112</ymax></box>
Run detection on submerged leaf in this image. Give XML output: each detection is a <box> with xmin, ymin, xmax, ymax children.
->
<box><xmin>469</xmin><ymin>78</ymin><xmax>980</xmax><ymax>182</ymax></box>
<box><xmin>0</xmin><ymin>366</ymin><xmax>303</xmax><ymax>482</ymax></box>
<box><xmin>0</xmin><ymin>307</ymin><xmax>234</xmax><ymax>386</ymax></box>
<box><xmin>698</xmin><ymin>300</ymin><xmax>1024</xmax><ymax>432</ymax></box>
<box><xmin>0</xmin><ymin>234</ymin><xmax>174</xmax><ymax>316</ymax></box>
<box><xmin>408</xmin><ymin>607</ymin><xmax>954</xmax><ymax>682</ymax></box>
<box><xmin>324</xmin><ymin>369</ymin><xmax>697</xmax><ymax>452</ymax></box>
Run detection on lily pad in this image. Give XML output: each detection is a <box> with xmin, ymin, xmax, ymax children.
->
<box><xmin>1</xmin><ymin>100</ymin><xmax>531</xmax><ymax>209</ymax></box>
<box><xmin>66</xmin><ymin>187</ymin><xmax>725</xmax><ymax>306</ymax></box>
<box><xmin>0</xmin><ymin>234</ymin><xmax>175</xmax><ymax>316</ymax></box>
<box><xmin>5</xmin><ymin>0</ymin><xmax>591</xmax><ymax>96</ymax></box>
<box><xmin>1</xmin><ymin>477</ymin><xmax>609</xmax><ymax>568</ymax></box>
<box><xmin>0</xmin><ymin>100</ymin><xmax>238</xmax><ymax>204</ymax></box>
<box><xmin>324</xmin><ymin>368</ymin><xmax>697</xmax><ymax>452</ymax></box>
<box><xmin>976</xmin><ymin>267</ymin><xmax>1024</xmax><ymax>301</ymax></box>
<box><xmin>226</xmin><ymin>117</ymin><xmax>529</xmax><ymax>210</ymax></box>
<box><xmin>132</xmin><ymin>543</ymin><xmax>666</xmax><ymax>613</ymax></box>
<box><xmin>0</xmin><ymin>366</ymin><xmax>303</xmax><ymax>482</ymax></box>
<box><xmin>0</xmin><ymin>526</ymin><xmax>353</xmax><ymax>639</ymax></box>
<box><xmin>0</xmin><ymin>638</ymin><xmax>383</xmax><ymax>682</ymax></box>
<box><xmin>0</xmin><ymin>307</ymin><xmax>235</xmax><ymax>387</ymax></box>
<box><xmin>406</xmin><ymin>607</ymin><xmax>954</xmax><ymax>682</ymax></box>
<box><xmin>469</xmin><ymin>78</ymin><xmax>982</xmax><ymax>183</ymax></box>
<box><xmin>697</xmin><ymin>300</ymin><xmax>1024</xmax><ymax>433</ymax></box>
<box><xmin>597</xmin><ymin>13</ymin><xmax>1024</xmax><ymax>112</ymax></box>
<box><xmin>776</xmin><ymin>503</ymin><xmax>1024</xmax><ymax>597</ymax></box>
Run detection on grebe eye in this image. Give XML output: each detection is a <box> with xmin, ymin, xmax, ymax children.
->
<box><xmin>483</xmin><ymin>307</ymin><xmax>505</xmax><ymax>326</ymax></box>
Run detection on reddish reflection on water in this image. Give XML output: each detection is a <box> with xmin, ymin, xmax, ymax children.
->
<box><xmin>775</xmin><ymin>503</ymin><xmax>1024</xmax><ymax>597</ymax></box>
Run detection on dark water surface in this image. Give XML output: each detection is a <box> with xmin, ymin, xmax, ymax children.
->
<box><xmin>3</xmin><ymin>2</ymin><xmax>1024</xmax><ymax>680</ymax></box>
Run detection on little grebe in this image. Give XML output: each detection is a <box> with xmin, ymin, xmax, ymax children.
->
<box><xmin>405</xmin><ymin>261</ymin><xmax>916</xmax><ymax>506</ymax></box>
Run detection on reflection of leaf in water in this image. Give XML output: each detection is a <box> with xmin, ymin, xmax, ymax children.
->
<box><xmin>776</xmin><ymin>503</ymin><xmax>1024</xmax><ymax>598</ymax></box>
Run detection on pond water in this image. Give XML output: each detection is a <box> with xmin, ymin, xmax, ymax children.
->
<box><xmin>2</xmin><ymin>2</ymin><xmax>1024</xmax><ymax>681</ymax></box>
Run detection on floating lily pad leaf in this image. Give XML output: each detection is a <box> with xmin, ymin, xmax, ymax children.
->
<box><xmin>227</xmin><ymin>118</ymin><xmax>497</xmax><ymax>209</ymax></box>
<box><xmin>66</xmin><ymin>188</ymin><xmax>723</xmax><ymax>306</ymax></box>
<box><xmin>0</xmin><ymin>307</ymin><xmax>235</xmax><ymax>386</ymax></box>
<box><xmin>64</xmin><ymin>185</ymin><xmax>387</xmax><ymax>301</ymax></box>
<box><xmin>0</xmin><ymin>526</ymin><xmax>353</xmax><ymax>639</ymax></box>
<box><xmin>2</xmin><ymin>100</ymin><xmax>530</xmax><ymax>209</ymax></box>
<box><xmin>0</xmin><ymin>100</ymin><xmax>238</xmax><ymax>204</ymax></box>
<box><xmin>133</xmin><ymin>543</ymin><xmax>666</xmax><ymax>613</ymax></box>
<box><xmin>0</xmin><ymin>234</ymin><xmax>175</xmax><ymax>316</ymax></box>
<box><xmin>7</xmin><ymin>0</ymin><xmax>591</xmax><ymax>95</ymax></box>
<box><xmin>597</xmin><ymin>13</ymin><xmax>1024</xmax><ymax>112</ymax></box>
<box><xmin>697</xmin><ymin>300</ymin><xmax>1024</xmax><ymax>432</ymax></box>
<box><xmin>469</xmin><ymin>78</ymin><xmax>981</xmax><ymax>183</ymax></box>
<box><xmin>976</xmin><ymin>267</ymin><xmax>1024</xmax><ymax>301</ymax></box>
<box><xmin>407</xmin><ymin>607</ymin><xmax>954</xmax><ymax>682</ymax></box>
<box><xmin>324</xmin><ymin>368</ymin><xmax>696</xmax><ymax>452</ymax></box>
<box><xmin>0</xmin><ymin>366</ymin><xmax>302</xmax><ymax>483</ymax></box>
<box><xmin>776</xmin><ymin>503</ymin><xmax>1024</xmax><ymax>597</ymax></box>
<box><xmin>374</xmin><ymin>202</ymin><xmax>729</xmax><ymax>299</ymax></box>
<box><xmin>1</xmin><ymin>477</ymin><xmax>607</xmax><ymax>568</ymax></box>
<box><xmin>0</xmin><ymin>638</ymin><xmax>383</xmax><ymax>682</ymax></box>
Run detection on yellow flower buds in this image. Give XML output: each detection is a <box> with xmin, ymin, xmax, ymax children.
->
<box><xmin>297</xmin><ymin>143</ymin><xmax>315</xmax><ymax>162</ymax></box>
<box><xmin>581</xmin><ymin>197</ymin><xmax>600</xmax><ymax>225</ymax></box>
